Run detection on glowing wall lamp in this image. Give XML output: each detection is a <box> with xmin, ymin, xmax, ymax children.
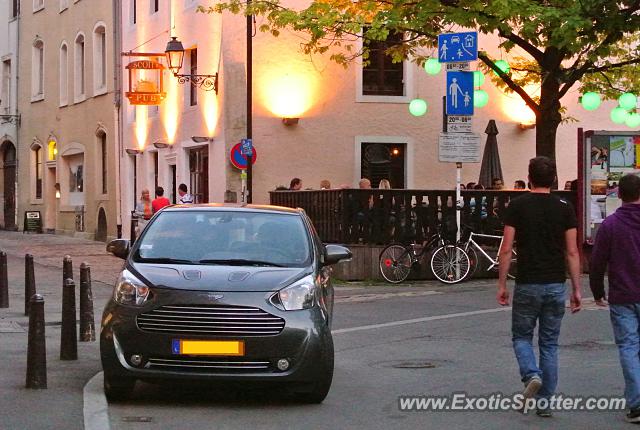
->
<box><xmin>282</xmin><ymin>117</ymin><xmax>299</xmax><ymax>126</ymax></box>
<box><xmin>153</xmin><ymin>141</ymin><xmax>170</xmax><ymax>149</ymax></box>
<box><xmin>54</xmin><ymin>183</ymin><xmax>61</xmax><ymax>199</ymax></box>
<box><xmin>519</xmin><ymin>121</ymin><xmax>536</xmax><ymax>130</ymax></box>
<box><xmin>165</xmin><ymin>37</ymin><xmax>218</xmax><ymax>93</ymax></box>
<box><xmin>125</xmin><ymin>148</ymin><xmax>142</xmax><ymax>155</ymax></box>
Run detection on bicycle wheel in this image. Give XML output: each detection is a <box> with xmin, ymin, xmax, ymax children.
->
<box><xmin>507</xmin><ymin>250</ymin><xmax>517</xmax><ymax>280</ymax></box>
<box><xmin>430</xmin><ymin>245</ymin><xmax>470</xmax><ymax>284</ymax></box>
<box><xmin>379</xmin><ymin>245</ymin><xmax>413</xmax><ymax>284</ymax></box>
<box><xmin>464</xmin><ymin>245</ymin><xmax>479</xmax><ymax>280</ymax></box>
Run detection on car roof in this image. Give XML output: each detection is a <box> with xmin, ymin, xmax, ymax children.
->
<box><xmin>161</xmin><ymin>203</ymin><xmax>303</xmax><ymax>215</ymax></box>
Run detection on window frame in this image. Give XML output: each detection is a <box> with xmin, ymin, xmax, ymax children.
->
<box><xmin>59</xmin><ymin>42</ymin><xmax>68</xmax><ymax>106</ymax></box>
<box><xmin>189</xmin><ymin>48</ymin><xmax>198</xmax><ymax>107</ymax></box>
<box><xmin>355</xmin><ymin>33</ymin><xmax>414</xmax><ymax>104</ymax></box>
<box><xmin>31</xmin><ymin>40</ymin><xmax>45</xmax><ymax>101</ymax></box>
<box><xmin>74</xmin><ymin>33</ymin><xmax>86</xmax><ymax>103</ymax></box>
<box><xmin>1</xmin><ymin>59</ymin><xmax>11</xmax><ymax>113</ymax></box>
<box><xmin>93</xmin><ymin>24</ymin><xmax>107</xmax><ymax>95</ymax></box>
<box><xmin>33</xmin><ymin>0</ymin><xmax>44</xmax><ymax>13</ymax></box>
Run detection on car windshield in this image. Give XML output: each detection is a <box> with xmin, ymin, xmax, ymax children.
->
<box><xmin>133</xmin><ymin>210</ymin><xmax>311</xmax><ymax>267</ymax></box>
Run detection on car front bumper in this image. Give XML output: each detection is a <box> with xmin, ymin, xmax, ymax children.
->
<box><xmin>100</xmin><ymin>289</ymin><xmax>332</xmax><ymax>384</ymax></box>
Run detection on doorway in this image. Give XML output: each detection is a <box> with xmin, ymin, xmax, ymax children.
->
<box><xmin>169</xmin><ymin>164</ymin><xmax>176</xmax><ymax>204</ymax></box>
<box><xmin>189</xmin><ymin>147</ymin><xmax>209</xmax><ymax>203</ymax></box>
<box><xmin>1</xmin><ymin>141</ymin><xmax>16</xmax><ymax>230</ymax></box>
<box><xmin>96</xmin><ymin>207</ymin><xmax>107</xmax><ymax>242</ymax></box>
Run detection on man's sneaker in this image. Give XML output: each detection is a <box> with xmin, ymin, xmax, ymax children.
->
<box><xmin>523</xmin><ymin>375</ymin><xmax>542</xmax><ymax>399</ymax></box>
<box><xmin>536</xmin><ymin>408</ymin><xmax>553</xmax><ymax>418</ymax></box>
<box><xmin>626</xmin><ymin>407</ymin><xmax>640</xmax><ymax>423</ymax></box>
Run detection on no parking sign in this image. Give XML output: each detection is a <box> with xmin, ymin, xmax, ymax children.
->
<box><xmin>230</xmin><ymin>142</ymin><xmax>257</xmax><ymax>169</ymax></box>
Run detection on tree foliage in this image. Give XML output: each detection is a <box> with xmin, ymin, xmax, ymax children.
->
<box><xmin>201</xmin><ymin>0</ymin><xmax>640</xmax><ymax>158</ymax></box>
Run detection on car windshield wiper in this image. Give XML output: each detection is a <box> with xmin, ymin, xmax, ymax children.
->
<box><xmin>135</xmin><ymin>257</ymin><xmax>196</xmax><ymax>265</ymax></box>
<box><xmin>197</xmin><ymin>259</ymin><xmax>284</xmax><ymax>267</ymax></box>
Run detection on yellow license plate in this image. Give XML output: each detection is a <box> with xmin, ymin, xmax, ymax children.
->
<box><xmin>172</xmin><ymin>339</ymin><xmax>245</xmax><ymax>356</ymax></box>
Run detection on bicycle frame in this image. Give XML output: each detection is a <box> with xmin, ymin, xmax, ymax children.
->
<box><xmin>464</xmin><ymin>232</ymin><xmax>506</xmax><ymax>272</ymax></box>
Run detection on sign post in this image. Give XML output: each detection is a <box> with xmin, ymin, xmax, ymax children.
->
<box><xmin>438</xmin><ymin>31</ymin><xmax>479</xmax><ymax>242</ymax></box>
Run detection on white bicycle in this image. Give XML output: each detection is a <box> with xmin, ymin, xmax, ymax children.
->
<box><xmin>460</xmin><ymin>231</ymin><xmax>517</xmax><ymax>280</ymax></box>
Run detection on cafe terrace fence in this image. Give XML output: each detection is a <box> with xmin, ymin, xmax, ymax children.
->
<box><xmin>270</xmin><ymin>189</ymin><xmax>578</xmax><ymax>280</ymax></box>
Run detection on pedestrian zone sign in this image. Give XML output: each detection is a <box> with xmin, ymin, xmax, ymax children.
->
<box><xmin>446</xmin><ymin>71</ymin><xmax>474</xmax><ymax>116</ymax></box>
<box><xmin>438</xmin><ymin>32</ymin><xmax>478</xmax><ymax>63</ymax></box>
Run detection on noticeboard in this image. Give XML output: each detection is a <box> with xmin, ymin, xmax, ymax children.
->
<box><xmin>582</xmin><ymin>130</ymin><xmax>640</xmax><ymax>242</ymax></box>
<box><xmin>23</xmin><ymin>211</ymin><xmax>43</xmax><ymax>234</ymax></box>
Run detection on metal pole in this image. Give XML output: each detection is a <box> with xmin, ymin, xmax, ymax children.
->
<box><xmin>60</xmin><ymin>278</ymin><xmax>78</xmax><ymax>360</ymax></box>
<box><xmin>26</xmin><ymin>294</ymin><xmax>47</xmax><ymax>389</ymax></box>
<box><xmin>0</xmin><ymin>251</ymin><xmax>8</xmax><ymax>308</ymax></box>
<box><xmin>63</xmin><ymin>255</ymin><xmax>73</xmax><ymax>282</ymax></box>
<box><xmin>456</xmin><ymin>162</ymin><xmax>462</xmax><ymax>243</ymax></box>
<box><xmin>24</xmin><ymin>254</ymin><xmax>35</xmax><ymax>316</ymax></box>
<box><xmin>246</xmin><ymin>7</ymin><xmax>253</xmax><ymax>204</ymax></box>
<box><xmin>79</xmin><ymin>263</ymin><xmax>95</xmax><ymax>342</ymax></box>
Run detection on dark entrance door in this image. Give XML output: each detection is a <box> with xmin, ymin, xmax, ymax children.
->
<box><xmin>1</xmin><ymin>142</ymin><xmax>16</xmax><ymax>230</ymax></box>
<box><xmin>189</xmin><ymin>147</ymin><xmax>209</xmax><ymax>203</ymax></box>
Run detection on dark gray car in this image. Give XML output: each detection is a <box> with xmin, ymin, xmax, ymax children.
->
<box><xmin>101</xmin><ymin>204</ymin><xmax>351</xmax><ymax>403</ymax></box>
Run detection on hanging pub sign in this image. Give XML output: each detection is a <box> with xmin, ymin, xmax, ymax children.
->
<box><xmin>125</xmin><ymin>58</ymin><xmax>166</xmax><ymax>105</ymax></box>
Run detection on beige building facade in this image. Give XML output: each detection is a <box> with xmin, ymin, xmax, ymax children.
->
<box><xmin>17</xmin><ymin>0</ymin><xmax>117</xmax><ymax>240</ymax></box>
<box><xmin>0</xmin><ymin>0</ymin><xmax>20</xmax><ymax>230</ymax></box>
<box><xmin>114</xmin><ymin>1</ymin><xmax>635</xmax><ymax>242</ymax></box>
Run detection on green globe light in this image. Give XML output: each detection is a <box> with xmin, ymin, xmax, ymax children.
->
<box><xmin>611</xmin><ymin>107</ymin><xmax>629</xmax><ymax>124</ymax></box>
<box><xmin>424</xmin><ymin>58</ymin><xmax>441</xmax><ymax>76</ymax></box>
<box><xmin>473</xmin><ymin>71</ymin><xmax>485</xmax><ymax>87</ymax></box>
<box><xmin>625</xmin><ymin>112</ymin><xmax>640</xmax><ymax>128</ymax></box>
<box><xmin>409</xmin><ymin>98</ymin><xmax>428</xmax><ymax>116</ymax></box>
<box><xmin>474</xmin><ymin>90</ymin><xmax>489</xmax><ymax>108</ymax></box>
<box><xmin>619</xmin><ymin>92</ymin><xmax>637</xmax><ymax>111</ymax></box>
<box><xmin>494</xmin><ymin>60</ymin><xmax>510</xmax><ymax>75</ymax></box>
<box><xmin>580</xmin><ymin>92</ymin><xmax>601</xmax><ymax>111</ymax></box>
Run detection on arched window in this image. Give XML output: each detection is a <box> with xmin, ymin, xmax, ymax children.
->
<box><xmin>93</xmin><ymin>24</ymin><xmax>107</xmax><ymax>93</ymax></box>
<box><xmin>97</xmin><ymin>130</ymin><xmax>107</xmax><ymax>194</ymax></box>
<box><xmin>32</xmin><ymin>39</ymin><xmax>44</xmax><ymax>98</ymax></box>
<box><xmin>74</xmin><ymin>33</ymin><xmax>85</xmax><ymax>100</ymax></box>
<box><xmin>59</xmin><ymin>43</ymin><xmax>68</xmax><ymax>105</ymax></box>
<box><xmin>32</xmin><ymin>144</ymin><xmax>43</xmax><ymax>199</ymax></box>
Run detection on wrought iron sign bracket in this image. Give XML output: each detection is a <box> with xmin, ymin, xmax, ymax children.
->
<box><xmin>173</xmin><ymin>73</ymin><xmax>219</xmax><ymax>93</ymax></box>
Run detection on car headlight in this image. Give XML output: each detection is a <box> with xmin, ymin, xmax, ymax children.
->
<box><xmin>274</xmin><ymin>275</ymin><xmax>317</xmax><ymax>311</ymax></box>
<box><xmin>114</xmin><ymin>269</ymin><xmax>150</xmax><ymax>306</ymax></box>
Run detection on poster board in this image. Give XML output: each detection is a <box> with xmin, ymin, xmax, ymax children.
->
<box><xmin>23</xmin><ymin>211</ymin><xmax>43</xmax><ymax>234</ymax></box>
<box><xmin>583</xmin><ymin>131</ymin><xmax>640</xmax><ymax>242</ymax></box>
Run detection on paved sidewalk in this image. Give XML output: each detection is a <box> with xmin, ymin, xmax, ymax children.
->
<box><xmin>0</xmin><ymin>231</ymin><xmax>117</xmax><ymax>430</ymax></box>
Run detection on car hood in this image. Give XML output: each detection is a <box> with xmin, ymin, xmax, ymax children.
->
<box><xmin>129</xmin><ymin>262</ymin><xmax>310</xmax><ymax>292</ymax></box>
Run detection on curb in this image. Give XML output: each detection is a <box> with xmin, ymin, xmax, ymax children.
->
<box><xmin>83</xmin><ymin>371</ymin><xmax>110</xmax><ymax>430</ymax></box>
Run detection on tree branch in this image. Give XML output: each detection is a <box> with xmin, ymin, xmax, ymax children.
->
<box><xmin>478</xmin><ymin>52</ymin><xmax>540</xmax><ymax>115</ymax></box>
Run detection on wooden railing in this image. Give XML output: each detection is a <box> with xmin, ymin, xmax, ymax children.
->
<box><xmin>270</xmin><ymin>189</ymin><xmax>578</xmax><ymax>245</ymax></box>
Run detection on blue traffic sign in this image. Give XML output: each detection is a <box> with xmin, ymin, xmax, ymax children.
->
<box><xmin>446</xmin><ymin>71</ymin><xmax>474</xmax><ymax>116</ymax></box>
<box><xmin>241</xmin><ymin>138</ymin><xmax>253</xmax><ymax>156</ymax></box>
<box><xmin>438</xmin><ymin>32</ymin><xmax>478</xmax><ymax>63</ymax></box>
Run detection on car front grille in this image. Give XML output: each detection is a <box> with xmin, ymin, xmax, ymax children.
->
<box><xmin>146</xmin><ymin>357</ymin><xmax>273</xmax><ymax>373</ymax></box>
<box><xmin>136</xmin><ymin>304</ymin><xmax>285</xmax><ymax>337</ymax></box>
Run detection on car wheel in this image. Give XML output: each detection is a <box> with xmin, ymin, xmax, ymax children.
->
<box><xmin>294</xmin><ymin>337</ymin><xmax>334</xmax><ymax>404</ymax></box>
<box><xmin>103</xmin><ymin>372</ymin><xmax>136</xmax><ymax>402</ymax></box>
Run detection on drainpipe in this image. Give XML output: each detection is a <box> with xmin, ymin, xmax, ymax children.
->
<box><xmin>14</xmin><ymin>3</ymin><xmax>21</xmax><ymax>230</ymax></box>
<box><xmin>113</xmin><ymin>0</ymin><xmax>123</xmax><ymax>237</ymax></box>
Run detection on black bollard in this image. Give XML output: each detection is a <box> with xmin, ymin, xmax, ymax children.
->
<box><xmin>26</xmin><ymin>294</ymin><xmax>47</xmax><ymax>389</ymax></box>
<box><xmin>24</xmin><ymin>254</ymin><xmax>36</xmax><ymax>316</ymax></box>
<box><xmin>0</xmin><ymin>251</ymin><xmax>8</xmax><ymax>308</ymax></box>
<box><xmin>60</xmin><ymin>278</ymin><xmax>77</xmax><ymax>360</ymax></box>
<box><xmin>79</xmin><ymin>263</ymin><xmax>95</xmax><ymax>342</ymax></box>
<box><xmin>62</xmin><ymin>255</ymin><xmax>73</xmax><ymax>283</ymax></box>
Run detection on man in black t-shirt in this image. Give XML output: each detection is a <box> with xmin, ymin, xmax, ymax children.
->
<box><xmin>497</xmin><ymin>156</ymin><xmax>582</xmax><ymax>416</ymax></box>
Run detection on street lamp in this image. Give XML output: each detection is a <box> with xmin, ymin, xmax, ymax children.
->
<box><xmin>164</xmin><ymin>37</ymin><xmax>219</xmax><ymax>93</ymax></box>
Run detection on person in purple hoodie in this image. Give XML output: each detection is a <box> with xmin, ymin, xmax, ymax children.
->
<box><xmin>590</xmin><ymin>173</ymin><xmax>640</xmax><ymax>423</ymax></box>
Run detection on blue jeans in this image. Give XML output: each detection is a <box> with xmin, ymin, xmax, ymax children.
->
<box><xmin>610</xmin><ymin>304</ymin><xmax>640</xmax><ymax>409</ymax></box>
<box><xmin>512</xmin><ymin>283</ymin><xmax>566</xmax><ymax>399</ymax></box>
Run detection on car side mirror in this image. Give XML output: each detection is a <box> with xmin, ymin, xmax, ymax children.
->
<box><xmin>107</xmin><ymin>239</ymin><xmax>130</xmax><ymax>260</ymax></box>
<box><xmin>323</xmin><ymin>244</ymin><xmax>352</xmax><ymax>266</ymax></box>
